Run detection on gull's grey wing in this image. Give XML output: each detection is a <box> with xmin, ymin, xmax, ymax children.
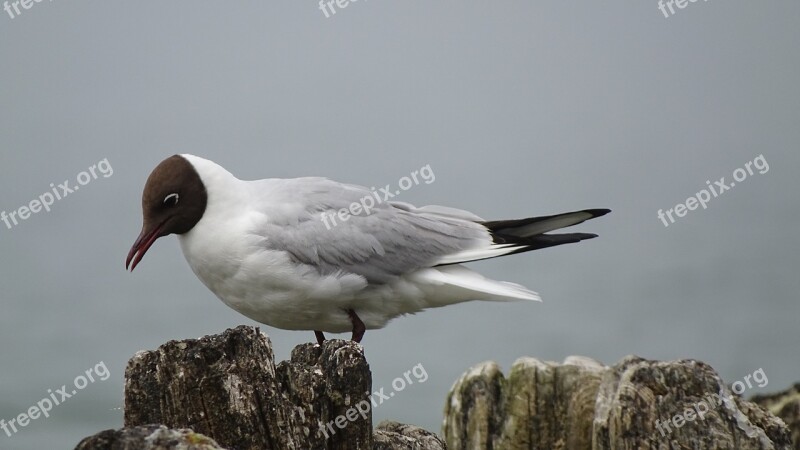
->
<box><xmin>250</xmin><ymin>178</ymin><xmax>490</xmax><ymax>283</ymax></box>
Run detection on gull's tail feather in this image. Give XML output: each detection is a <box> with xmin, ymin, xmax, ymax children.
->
<box><xmin>412</xmin><ymin>265</ymin><xmax>541</xmax><ymax>308</ymax></box>
<box><xmin>434</xmin><ymin>208</ymin><xmax>610</xmax><ymax>266</ymax></box>
<box><xmin>482</xmin><ymin>208</ymin><xmax>610</xmax><ymax>238</ymax></box>
<box><xmin>412</xmin><ymin>209</ymin><xmax>609</xmax><ymax>308</ymax></box>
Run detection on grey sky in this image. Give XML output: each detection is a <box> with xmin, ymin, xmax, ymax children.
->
<box><xmin>1</xmin><ymin>1</ymin><xmax>798</xmax><ymax>448</ymax></box>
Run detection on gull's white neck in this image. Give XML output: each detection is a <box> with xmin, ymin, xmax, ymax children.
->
<box><xmin>176</xmin><ymin>154</ymin><xmax>257</xmax><ymax>295</ymax></box>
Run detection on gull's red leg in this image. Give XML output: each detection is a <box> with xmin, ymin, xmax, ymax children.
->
<box><xmin>347</xmin><ymin>309</ymin><xmax>366</xmax><ymax>343</ymax></box>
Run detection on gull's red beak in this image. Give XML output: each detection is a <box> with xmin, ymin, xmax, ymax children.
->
<box><xmin>126</xmin><ymin>222</ymin><xmax>165</xmax><ymax>271</ymax></box>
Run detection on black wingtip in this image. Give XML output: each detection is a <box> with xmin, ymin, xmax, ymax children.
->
<box><xmin>498</xmin><ymin>232</ymin><xmax>601</xmax><ymax>257</ymax></box>
<box><xmin>585</xmin><ymin>208</ymin><xmax>611</xmax><ymax>218</ymax></box>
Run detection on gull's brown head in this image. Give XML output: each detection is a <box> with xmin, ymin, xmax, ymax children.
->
<box><xmin>126</xmin><ymin>155</ymin><xmax>207</xmax><ymax>271</ymax></box>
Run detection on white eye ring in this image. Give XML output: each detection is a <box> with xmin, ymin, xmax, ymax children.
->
<box><xmin>163</xmin><ymin>193</ymin><xmax>180</xmax><ymax>205</ymax></box>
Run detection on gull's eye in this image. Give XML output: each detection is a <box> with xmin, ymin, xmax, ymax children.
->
<box><xmin>163</xmin><ymin>193</ymin><xmax>180</xmax><ymax>206</ymax></box>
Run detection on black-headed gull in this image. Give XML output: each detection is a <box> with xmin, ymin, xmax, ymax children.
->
<box><xmin>126</xmin><ymin>155</ymin><xmax>609</xmax><ymax>344</ymax></box>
